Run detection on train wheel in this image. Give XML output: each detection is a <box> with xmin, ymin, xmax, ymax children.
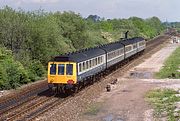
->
<box><xmin>51</xmin><ymin>87</ymin><xmax>56</xmax><ymax>94</ymax></box>
<box><xmin>74</xmin><ymin>86</ymin><xmax>79</xmax><ymax>93</ymax></box>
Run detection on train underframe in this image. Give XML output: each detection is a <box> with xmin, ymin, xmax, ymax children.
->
<box><xmin>48</xmin><ymin>50</ymin><xmax>144</xmax><ymax>94</ymax></box>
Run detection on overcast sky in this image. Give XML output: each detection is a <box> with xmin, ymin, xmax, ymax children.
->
<box><xmin>0</xmin><ymin>0</ymin><xmax>179</xmax><ymax>22</ymax></box>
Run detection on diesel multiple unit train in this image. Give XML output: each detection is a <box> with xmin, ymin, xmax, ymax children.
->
<box><xmin>48</xmin><ymin>37</ymin><xmax>146</xmax><ymax>93</ymax></box>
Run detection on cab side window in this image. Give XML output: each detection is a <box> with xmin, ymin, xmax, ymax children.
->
<box><xmin>50</xmin><ymin>64</ymin><xmax>56</xmax><ymax>75</ymax></box>
<box><xmin>66</xmin><ymin>64</ymin><xmax>73</xmax><ymax>75</ymax></box>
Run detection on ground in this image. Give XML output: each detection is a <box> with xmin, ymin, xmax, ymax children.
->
<box><xmin>81</xmin><ymin>43</ymin><xmax>180</xmax><ymax>121</ymax></box>
<box><xmin>37</xmin><ymin>42</ymin><xmax>180</xmax><ymax>121</ymax></box>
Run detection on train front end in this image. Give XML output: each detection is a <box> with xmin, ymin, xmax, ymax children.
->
<box><xmin>48</xmin><ymin>61</ymin><xmax>77</xmax><ymax>93</ymax></box>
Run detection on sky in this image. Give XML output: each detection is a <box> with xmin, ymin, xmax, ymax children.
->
<box><xmin>0</xmin><ymin>0</ymin><xmax>179</xmax><ymax>22</ymax></box>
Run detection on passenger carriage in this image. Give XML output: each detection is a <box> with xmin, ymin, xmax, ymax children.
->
<box><xmin>48</xmin><ymin>37</ymin><xmax>146</xmax><ymax>93</ymax></box>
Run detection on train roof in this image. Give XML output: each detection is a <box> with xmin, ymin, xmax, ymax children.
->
<box><xmin>120</xmin><ymin>37</ymin><xmax>144</xmax><ymax>45</ymax></box>
<box><xmin>100</xmin><ymin>37</ymin><xmax>144</xmax><ymax>52</ymax></box>
<box><xmin>52</xmin><ymin>37</ymin><xmax>144</xmax><ymax>63</ymax></box>
<box><xmin>53</xmin><ymin>47</ymin><xmax>105</xmax><ymax>62</ymax></box>
<box><xmin>100</xmin><ymin>41</ymin><xmax>124</xmax><ymax>52</ymax></box>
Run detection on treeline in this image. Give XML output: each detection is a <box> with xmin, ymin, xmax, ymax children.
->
<box><xmin>0</xmin><ymin>6</ymin><xmax>165</xmax><ymax>90</ymax></box>
<box><xmin>164</xmin><ymin>22</ymin><xmax>180</xmax><ymax>32</ymax></box>
<box><xmin>87</xmin><ymin>15</ymin><xmax>164</xmax><ymax>39</ymax></box>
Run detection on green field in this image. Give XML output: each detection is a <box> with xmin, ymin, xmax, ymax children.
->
<box><xmin>156</xmin><ymin>47</ymin><xmax>180</xmax><ymax>79</ymax></box>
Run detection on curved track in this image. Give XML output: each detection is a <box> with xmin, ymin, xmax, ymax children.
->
<box><xmin>0</xmin><ymin>81</ymin><xmax>48</xmax><ymax>115</ymax></box>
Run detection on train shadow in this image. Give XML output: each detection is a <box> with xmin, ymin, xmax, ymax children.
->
<box><xmin>37</xmin><ymin>87</ymin><xmax>70</xmax><ymax>98</ymax></box>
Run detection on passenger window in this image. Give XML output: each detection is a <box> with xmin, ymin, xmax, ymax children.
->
<box><xmin>90</xmin><ymin>60</ymin><xmax>92</xmax><ymax>68</ymax></box>
<box><xmin>108</xmin><ymin>53</ymin><xmax>110</xmax><ymax>60</ymax></box>
<box><xmin>133</xmin><ymin>44</ymin><xmax>136</xmax><ymax>49</ymax></box>
<box><xmin>83</xmin><ymin>62</ymin><xmax>85</xmax><ymax>70</ymax></box>
<box><xmin>86</xmin><ymin>61</ymin><xmax>88</xmax><ymax>69</ymax></box>
<box><xmin>58</xmin><ymin>64</ymin><xmax>65</xmax><ymax>75</ymax></box>
<box><xmin>81</xmin><ymin>63</ymin><xmax>83</xmax><ymax>71</ymax></box>
<box><xmin>95</xmin><ymin>58</ymin><xmax>98</xmax><ymax>65</ymax></box>
<box><xmin>120</xmin><ymin>49</ymin><xmax>124</xmax><ymax>54</ymax></box>
<box><xmin>130</xmin><ymin>46</ymin><xmax>132</xmax><ymax>50</ymax></box>
<box><xmin>79</xmin><ymin>63</ymin><xmax>82</xmax><ymax>72</ymax></box>
<box><xmin>98</xmin><ymin>57</ymin><xmax>100</xmax><ymax>64</ymax></box>
<box><xmin>93</xmin><ymin>59</ymin><xmax>96</xmax><ymax>66</ymax></box>
<box><xmin>125</xmin><ymin>47</ymin><xmax>128</xmax><ymax>52</ymax></box>
<box><xmin>66</xmin><ymin>64</ymin><xmax>73</xmax><ymax>75</ymax></box>
<box><xmin>50</xmin><ymin>64</ymin><xmax>56</xmax><ymax>75</ymax></box>
<box><xmin>139</xmin><ymin>42</ymin><xmax>144</xmax><ymax>46</ymax></box>
<box><xmin>126</xmin><ymin>46</ymin><xmax>131</xmax><ymax>52</ymax></box>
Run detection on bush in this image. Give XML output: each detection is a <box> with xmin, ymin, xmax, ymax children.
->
<box><xmin>0</xmin><ymin>47</ymin><xmax>30</xmax><ymax>90</ymax></box>
<box><xmin>27</xmin><ymin>60</ymin><xmax>45</xmax><ymax>82</ymax></box>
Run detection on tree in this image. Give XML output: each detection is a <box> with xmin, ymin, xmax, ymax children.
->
<box><xmin>86</xmin><ymin>15</ymin><xmax>101</xmax><ymax>22</ymax></box>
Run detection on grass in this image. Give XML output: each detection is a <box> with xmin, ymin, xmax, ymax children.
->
<box><xmin>84</xmin><ymin>102</ymin><xmax>103</xmax><ymax>116</ymax></box>
<box><xmin>146</xmin><ymin>89</ymin><xmax>180</xmax><ymax>121</ymax></box>
<box><xmin>156</xmin><ymin>47</ymin><xmax>180</xmax><ymax>79</ymax></box>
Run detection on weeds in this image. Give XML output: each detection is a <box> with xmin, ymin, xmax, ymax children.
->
<box><xmin>146</xmin><ymin>89</ymin><xmax>180</xmax><ymax>121</ymax></box>
<box><xmin>84</xmin><ymin>102</ymin><xmax>103</xmax><ymax>115</ymax></box>
<box><xmin>156</xmin><ymin>47</ymin><xmax>180</xmax><ymax>79</ymax></box>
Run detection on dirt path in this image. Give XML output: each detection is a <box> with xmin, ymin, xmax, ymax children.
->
<box><xmin>80</xmin><ymin>43</ymin><xmax>180</xmax><ymax>121</ymax></box>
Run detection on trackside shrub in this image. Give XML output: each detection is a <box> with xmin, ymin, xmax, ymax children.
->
<box><xmin>27</xmin><ymin>60</ymin><xmax>45</xmax><ymax>82</ymax></box>
<box><xmin>0</xmin><ymin>47</ymin><xmax>30</xmax><ymax>90</ymax></box>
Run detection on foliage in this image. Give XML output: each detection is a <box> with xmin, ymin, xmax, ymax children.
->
<box><xmin>129</xmin><ymin>17</ymin><xmax>164</xmax><ymax>38</ymax></box>
<box><xmin>53</xmin><ymin>11</ymin><xmax>89</xmax><ymax>50</ymax></box>
<box><xmin>27</xmin><ymin>60</ymin><xmax>45</xmax><ymax>82</ymax></box>
<box><xmin>86</xmin><ymin>15</ymin><xmax>101</xmax><ymax>22</ymax></box>
<box><xmin>156</xmin><ymin>47</ymin><xmax>180</xmax><ymax>79</ymax></box>
<box><xmin>0</xmin><ymin>47</ymin><xmax>30</xmax><ymax>89</ymax></box>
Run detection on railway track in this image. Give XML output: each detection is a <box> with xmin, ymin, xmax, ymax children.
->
<box><xmin>0</xmin><ymin>81</ymin><xmax>48</xmax><ymax>119</ymax></box>
<box><xmin>5</xmin><ymin>97</ymin><xmax>58</xmax><ymax>121</ymax></box>
<box><xmin>0</xmin><ymin>93</ymin><xmax>71</xmax><ymax>121</ymax></box>
<box><xmin>0</xmin><ymin>35</ymin><xmax>170</xmax><ymax>121</ymax></box>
